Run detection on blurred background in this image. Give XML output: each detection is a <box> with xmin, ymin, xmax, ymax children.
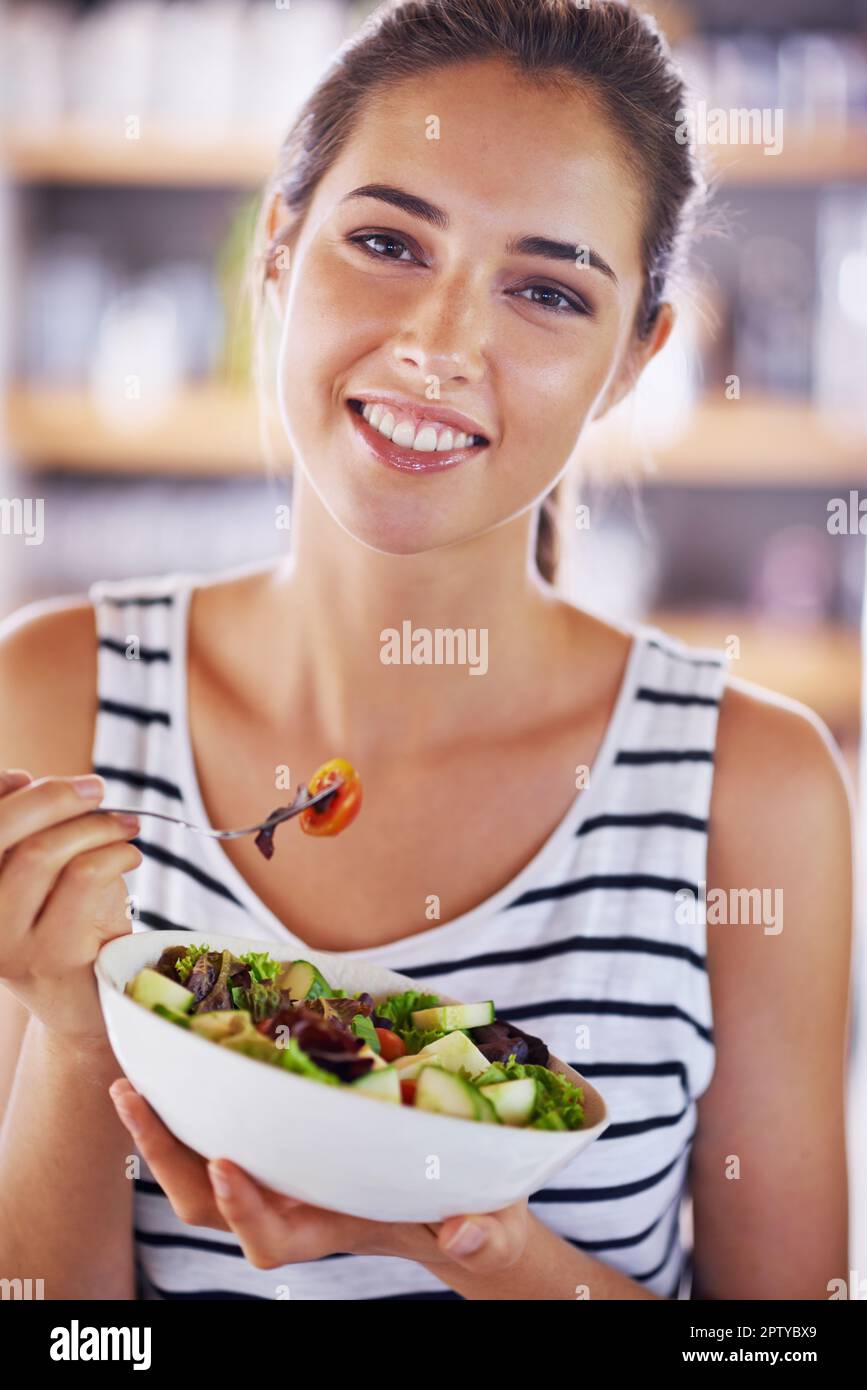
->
<box><xmin>0</xmin><ymin>0</ymin><xmax>865</xmax><ymax>1284</ymax></box>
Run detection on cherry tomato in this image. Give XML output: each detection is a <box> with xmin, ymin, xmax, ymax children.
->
<box><xmin>299</xmin><ymin>757</ymin><xmax>362</xmax><ymax>837</ymax></box>
<box><xmin>375</xmin><ymin>1027</ymin><xmax>407</xmax><ymax>1062</ymax></box>
<box><xmin>399</xmin><ymin>1078</ymin><xmax>417</xmax><ymax>1105</ymax></box>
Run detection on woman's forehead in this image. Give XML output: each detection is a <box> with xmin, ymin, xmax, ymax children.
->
<box><xmin>317</xmin><ymin>62</ymin><xmax>644</xmax><ymax>283</ymax></box>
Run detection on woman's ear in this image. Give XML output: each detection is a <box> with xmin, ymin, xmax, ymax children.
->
<box><xmin>263</xmin><ymin>190</ymin><xmax>294</xmax><ymax>320</ymax></box>
<box><xmin>266</xmin><ymin>274</ymin><xmax>283</xmax><ymax>323</ymax></box>
<box><xmin>591</xmin><ymin>301</ymin><xmax>677</xmax><ymax>422</ymax></box>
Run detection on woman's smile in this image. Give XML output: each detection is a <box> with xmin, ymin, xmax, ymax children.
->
<box><xmin>345</xmin><ymin>396</ymin><xmax>490</xmax><ymax>475</ymax></box>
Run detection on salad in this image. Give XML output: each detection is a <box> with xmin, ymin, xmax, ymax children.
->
<box><xmin>125</xmin><ymin>944</ymin><xmax>585</xmax><ymax>1131</ymax></box>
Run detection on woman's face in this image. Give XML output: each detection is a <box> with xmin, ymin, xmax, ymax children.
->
<box><xmin>270</xmin><ymin>57</ymin><xmax>671</xmax><ymax>557</ymax></box>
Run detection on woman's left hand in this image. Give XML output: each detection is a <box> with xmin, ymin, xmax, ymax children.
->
<box><xmin>109</xmin><ymin>1077</ymin><xmax>531</xmax><ymax>1274</ymax></box>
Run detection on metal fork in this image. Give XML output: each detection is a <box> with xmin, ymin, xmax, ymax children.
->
<box><xmin>91</xmin><ymin>780</ymin><xmax>343</xmax><ymax>841</ymax></box>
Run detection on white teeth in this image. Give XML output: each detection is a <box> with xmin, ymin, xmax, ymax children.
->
<box><xmin>356</xmin><ymin>401</ymin><xmax>483</xmax><ymax>452</ymax></box>
<box><xmin>413</xmin><ymin>425</ymin><xmax>439</xmax><ymax>452</ymax></box>
<box><xmin>391</xmin><ymin>419</ymin><xmax>417</xmax><ymax>448</ymax></box>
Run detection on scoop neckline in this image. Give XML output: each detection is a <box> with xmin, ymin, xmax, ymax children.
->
<box><xmin>171</xmin><ymin>569</ymin><xmax>648</xmax><ymax>962</ymax></box>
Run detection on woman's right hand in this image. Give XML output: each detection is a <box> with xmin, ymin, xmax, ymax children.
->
<box><xmin>0</xmin><ymin>768</ymin><xmax>143</xmax><ymax>1049</ymax></box>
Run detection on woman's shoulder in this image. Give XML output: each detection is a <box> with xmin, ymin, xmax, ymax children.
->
<box><xmin>564</xmin><ymin>601</ymin><xmax>851</xmax><ymax>825</ymax></box>
<box><xmin>713</xmin><ymin>671</ymin><xmax>852</xmax><ymax>843</ymax></box>
<box><xmin>0</xmin><ymin>593</ymin><xmax>100</xmax><ymax>777</ymax></box>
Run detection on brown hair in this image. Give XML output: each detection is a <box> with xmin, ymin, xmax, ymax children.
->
<box><xmin>249</xmin><ymin>0</ymin><xmax>708</xmax><ymax>584</ymax></box>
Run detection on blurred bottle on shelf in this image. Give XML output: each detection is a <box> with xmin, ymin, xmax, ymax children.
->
<box><xmin>750</xmin><ymin>524</ymin><xmax>836</xmax><ymax>624</ymax></box>
<box><xmin>240</xmin><ymin>0</ymin><xmax>348</xmax><ymax>142</ymax></box>
<box><xmin>814</xmin><ymin>190</ymin><xmax>867</xmax><ymax>433</ymax></box>
<box><xmin>778</xmin><ymin>32</ymin><xmax>867</xmax><ymax>133</ymax></box>
<box><xmin>0</xmin><ymin>0</ymin><xmax>349</xmax><ymax>147</ymax></box>
<box><xmin>89</xmin><ymin>281</ymin><xmax>183</xmax><ymax>427</ymax></box>
<box><xmin>732</xmin><ymin>234</ymin><xmax>813</xmax><ymax>397</ymax></box>
<box><xmin>0</xmin><ymin>1</ymin><xmax>72</xmax><ymax>133</ymax></box>
<box><xmin>714</xmin><ymin>35</ymin><xmax>780</xmax><ymax>112</ymax></box>
<box><xmin>67</xmin><ymin>0</ymin><xmax>160</xmax><ymax>138</ymax></box>
<box><xmin>20</xmin><ymin>234</ymin><xmax>118</xmax><ymax>382</ymax></box>
<box><xmin>674</xmin><ymin>29</ymin><xmax>867</xmax><ymax>135</ymax></box>
<box><xmin>150</xmin><ymin>1</ymin><xmax>240</xmax><ymax>143</ymax></box>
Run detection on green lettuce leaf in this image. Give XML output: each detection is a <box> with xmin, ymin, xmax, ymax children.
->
<box><xmin>174</xmin><ymin>943</ymin><xmax>211</xmax><ymax>983</ymax></box>
<box><xmin>372</xmin><ymin>989</ymin><xmax>440</xmax><ymax>1032</ymax></box>
<box><xmin>238</xmin><ymin>950</ymin><xmax>282</xmax><ymax>984</ymax></box>
<box><xmin>276</xmin><ymin>1036</ymin><xmax>341</xmax><ymax>1086</ymax></box>
<box><xmin>475</xmin><ymin>1055</ymin><xmax>585</xmax><ymax>1130</ymax></box>
<box><xmin>350</xmin><ymin>1013</ymin><xmax>381</xmax><ymax>1053</ymax></box>
<box><xmin>230</xmin><ymin>978</ymin><xmax>283</xmax><ymax>1022</ymax></box>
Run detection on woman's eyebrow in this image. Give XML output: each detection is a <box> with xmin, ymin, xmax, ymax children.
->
<box><xmin>339</xmin><ymin>184</ymin><xmax>619</xmax><ymax>286</ymax></box>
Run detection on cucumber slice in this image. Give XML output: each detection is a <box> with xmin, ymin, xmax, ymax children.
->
<box><xmin>356</xmin><ymin>1043</ymin><xmax>389</xmax><ymax>1071</ymax></box>
<box><xmin>279</xmin><ymin>959</ymin><xmax>332</xmax><ymax>1002</ymax></box>
<box><xmin>153</xmin><ymin>1004</ymin><xmax>192</xmax><ymax>1029</ymax></box>
<box><xmin>479</xmin><ymin>1077</ymin><xmax>538</xmax><ymax>1126</ymax></box>
<box><xmin>130</xmin><ymin>967</ymin><xmax>195</xmax><ymax>1015</ymax></box>
<box><xmin>393</xmin><ymin>1053</ymin><xmax>444</xmax><ymax>1081</ymax></box>
<box><xmin>351</xmin><ymin>1066</ymin><xmax>402</xmax><ymax>1103</ymax></box>
<box><xmin>222</xmin><ymin>1033</ymin><xmax>283</xmax><ymax>1064</ymax></box>
<box><xmin>189</xmin><ymin>1010</ymin><xmax>254</xmax><ymax>1041</ymax></box>
<box><xmin>414</xmin><ymin>1066</ymin><xmax>497</xmax><ymax>1123</ymax></box>
<box><xmin>408</xmin><ymin>1028</ymin><xmax>492</xmax><ymax>1080</ymax></box>
<box><xmin>409</xmin><ymin>1001</ymin><xmax>495</xmax><ymax>1032</ymax></box>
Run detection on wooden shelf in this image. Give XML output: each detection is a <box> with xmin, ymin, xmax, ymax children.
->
<box><xmin>5</xmin><ymin>383</ymin><xmax>264</xmax><ymax>474</ymax></box>
<box><xmin>587</xmin><ymin>394</ymin><xmax>867</xmax><ymax>486</ymax></box>
<box><xmin>650</xmin><ymin>608</ymin><xmax>861</xmax><ymax>732</ymax></box>
<box><xmin>706</xmin><ymin>125</ymin><xmax>867</xmax><ymax>185</ymax></box>
<box><xmin>3</xmin><ymin>124</ymin><xmax>866</xmax><ymax>188</ymax></box>
<box><xmin>0</xmin><ymin>126</ymin><xmax>275</xmax><ymax>187</ymax></box>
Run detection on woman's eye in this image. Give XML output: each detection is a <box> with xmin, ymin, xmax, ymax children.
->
<box><xmin>348</xmin><ymin>233</ymin><xmax>419</xmax><ymax>263</ymax></box>
<box><xmin>516</xmin><ymin>284</ymin><xmax>590</xmax><ymax>317</ymax></box>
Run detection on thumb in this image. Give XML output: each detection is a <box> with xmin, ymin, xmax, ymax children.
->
<box><xmin>437</xmin><ymin>1213</ymin><xmax>517</xmax><ymax>1274</ymax></box>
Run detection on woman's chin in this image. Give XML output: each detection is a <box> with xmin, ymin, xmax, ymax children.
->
<box><xmin>305</xmin><ymin>474</ymin><xmax>468</xmax><ymax>557</ymax></box>
<box><xmin>329</xmin><ymin>511</ymin><xmax>461</xmax><ymax>559</ymax></box>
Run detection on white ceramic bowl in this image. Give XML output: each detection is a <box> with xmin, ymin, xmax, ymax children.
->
<box><xmin>95</xmin><ymin>930</ymin><xmax>610</xmax><ymax>1222</ymax></box>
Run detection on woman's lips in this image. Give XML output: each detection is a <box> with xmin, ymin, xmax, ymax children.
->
<box><xmin>345</xmin><ymin>400</ymin><xmax>488</xmax><ymax>474</ymax></box>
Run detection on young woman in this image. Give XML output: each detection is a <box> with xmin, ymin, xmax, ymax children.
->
<box><xmin>0</xmin><ymin>0</ymin><xmax>852</xmax><ymax>1301</ymax></box>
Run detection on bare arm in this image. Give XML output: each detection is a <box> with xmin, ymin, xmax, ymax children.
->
<box><xmin>0</xmin><ymin>1020</ymin><xmax>134</xmax><ymax>1299</ymax></box>
<box><xmin>0</xmin><ymin>601</ymin><xmax>138</xmax><ymax>1299</ymax></box>
<box><xmin>416</xmin><ymin>1213</ymin><xmax>666</xmax><ymax>1299</ymax></box>
<box><xmin>690</xmin><ymin>681</ymin><xmax>853</xmax><ymax>1299</ymax></box>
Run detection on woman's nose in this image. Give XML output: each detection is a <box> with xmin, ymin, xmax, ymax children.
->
<box><xmin>389</xmin><ymin>272</ymin><xmax>488</xmax><ymax>386</ymax></box>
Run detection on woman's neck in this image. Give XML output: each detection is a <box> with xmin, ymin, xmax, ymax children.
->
<box><xmin>255</xmin><ymin>474</ymin><xmax>574</xmax><ymax>760</ymax></box>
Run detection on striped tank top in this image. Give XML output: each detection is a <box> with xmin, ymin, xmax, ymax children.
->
<box><xmin>88</xmin><ymin>568</ymin><xmax>730</xmax><ymax>1301</ymax></box>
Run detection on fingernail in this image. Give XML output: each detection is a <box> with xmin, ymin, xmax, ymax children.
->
<box><xmin>72</xmin><ymin>775</ymin><xmax>105</xmax><ymax>800</ymax></box>
<box><xmin>1</xmin><ymin>769</ymin><xmax>30</xmax><ymax>787</ymax></box>
<box><xmin>115</xmin><ymin>813</ymin><xmax>140</xmax><ymax>830</ymax></box>
<box><xmin>208</xmin><ymin>1163</ymin><xmax>231</xmax><ymax>1199</ymax></box>
<box><xmin>444</xmin><ymin>1221</ymin><xmax>486</xmax><ymax>1257</ymax></box>
<box><xmin>110</xmin><ymin>1091</ymin><xmax>140</xmax><ymax>1135</ymax></box>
